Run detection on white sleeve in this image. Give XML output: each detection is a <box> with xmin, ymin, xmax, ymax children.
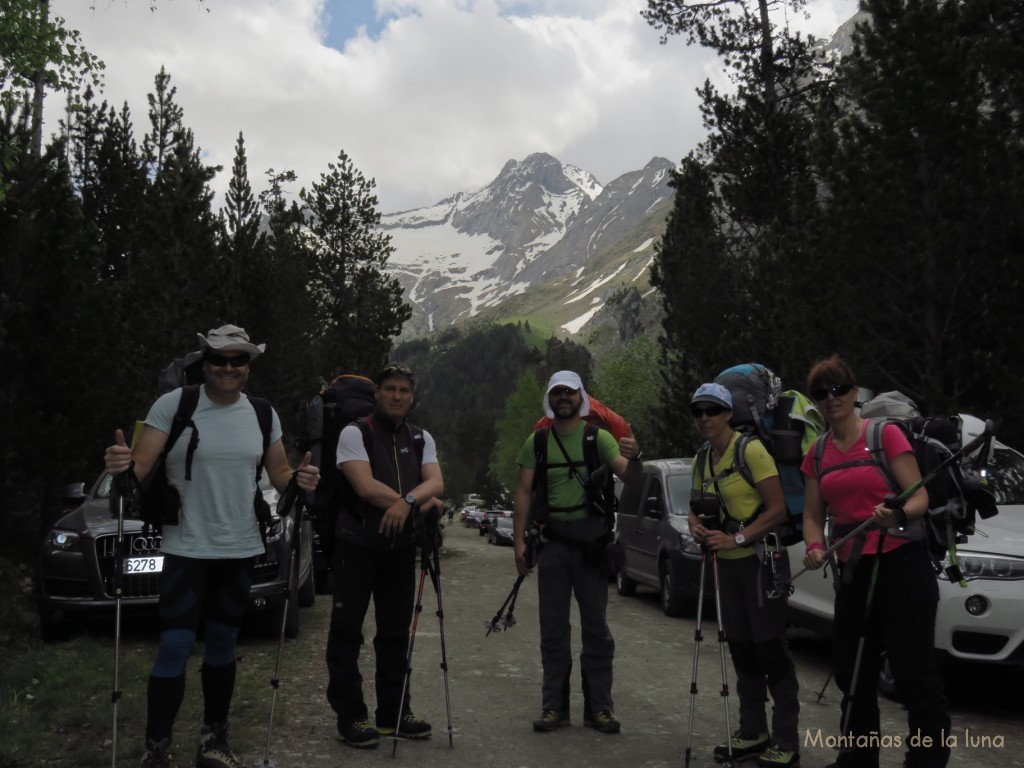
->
<box><xmin>336</xmin><ymin>424</ymin><xmax>369</xmax><ymax>466</ymax></box>
<box><xmin>421</xmin><ymin>430</ymin><xmax>439</xmax><ymax>465</ymax></box>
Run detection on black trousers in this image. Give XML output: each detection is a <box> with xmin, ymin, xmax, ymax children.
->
<box><xmin>325</xmin><ymin>539</ymin><xmax>417</xmax><ymax>727</ymax></box>
<box><xmin>833</xmin><ymin>543</ymin><xmax>950</xmax><ymax>768</ymax></box>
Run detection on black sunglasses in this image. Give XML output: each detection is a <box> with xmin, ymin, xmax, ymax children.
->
<box><xmin>691</xmin><ymin>404</ymin><xmax>727</xmax><ymax>418</ymax></box>
<box><xmin>812</xmin><ymin>384</ymin><xmax>853</xmax><ymax>401</ymax></box>
<box><xmin>205</xmin><ymin>352</ymin><xmax>251</xmax><ymax>368</ymax></box>
<box><xmin>549</xmin><ymin>386</ymin><xmax>579</xmax><ymax>397</ymax></box>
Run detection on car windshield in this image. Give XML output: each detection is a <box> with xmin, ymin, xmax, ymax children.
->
<box><xmin>981</xmin><ymin>445</ymin><xmax>1024</xmax><ymax>505</ymax></box>
<box><xmin>497</xmin><ymin>517</ymin><xmax>514</xmax><ymax>529</ymax></box>
<box><xmin>665</xmin><ymin>472</ymin><xmax>692</xmax><ymax>515</ymax></box>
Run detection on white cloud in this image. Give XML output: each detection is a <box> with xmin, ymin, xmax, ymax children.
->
<box><xmin>49</xmin><ymin>0</ymin><xmax>857</xmax><ymax>212</ymax></box>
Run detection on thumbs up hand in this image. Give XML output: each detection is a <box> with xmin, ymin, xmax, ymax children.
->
<box><xmin>294</xmin><ymin>450</ymin><xmax>320</xmax><ymax>492</ymax></box>
<box><xmin>104</xmin><ymin>429</ymin><xmax>133</xmax><ymax>475</ymax></box>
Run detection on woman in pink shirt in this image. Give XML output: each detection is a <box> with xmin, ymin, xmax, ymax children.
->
<box><xmin>800</xmin><ymin>356</ymin><xmax>949</xmax><ymax>768</ymax></box>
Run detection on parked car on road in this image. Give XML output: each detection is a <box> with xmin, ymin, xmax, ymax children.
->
<box><xmin>464</xmin><ymin>507</ymin><xmax>487</xmax><ymax>528</ymax></box>
<box><xmin>488</xmin><ymin>515</ymin><xmax>515</xmax><ymax>546</ymax></box>
<box><xmin>613</xmin><ymin>458</ymin><xmax>703</xmax><ymax>617</ymax></box>
<box><xmin>36</xmin><ymin>472</ymin><xmax>314</xmax><ymax>640</ymax></box>
<box><xmin>787</xmin><ymin>434</ymin><xmax>1024</xmax><ymax>670</ymax></box>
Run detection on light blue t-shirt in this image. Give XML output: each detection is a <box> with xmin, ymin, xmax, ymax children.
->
<box><xmin>145</xmin><ymin>387</ymin><xmax>283</xmax><ymax>558</ymax></box>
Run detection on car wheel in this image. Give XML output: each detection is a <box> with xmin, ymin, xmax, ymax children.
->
<box><xmin>38</xmin><ymin>605</ymin><xmax>71</xmax><ymax>642</ymax></box>
<box><xmin>877</xmin><ymin>653</ymin><xmax>902</xmax><ymax>702</ymax></box>
<box><xmin>616</xmin><ymin>569</ymin><xmax>637</xmax><ymax>597</ymax></box>
<box><xmin>298</xmin><ymin>564</ymin><xmax>316</xmax><ymax>608</ymax></box>
<box><xmin>660</xmin><ymin>562</ymin><xmax>686</xmax><ymax>617</ymax></box>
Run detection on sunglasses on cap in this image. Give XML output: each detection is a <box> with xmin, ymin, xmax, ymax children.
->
<box><xmin>690</xmin><ymin>404</ymin><xmax>728</xmax><ymax>418</ymax></box>
<box><xmin>549</xmin><ymin>386</ymin><xmax>579</xmax><ymax>397</ymax></box>
<box><xmin>205</xmin><ymin>352</ymin><xmax>251</xmax><ymax>368</ymax></box>
<box><xmin>812</xmin><ymin>384</ymin><xmax>853</xmax><ymax>401</ymax></box>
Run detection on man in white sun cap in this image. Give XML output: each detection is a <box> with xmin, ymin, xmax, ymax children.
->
<box><xmin>513</xmin><ymin>370</ymin><xmax>643</xmax><ymax>737</ymax></box>
<box><xmin>104</xmin><ymin>323</ymin><xmax>319</xmax><ymax>768</ymax></box>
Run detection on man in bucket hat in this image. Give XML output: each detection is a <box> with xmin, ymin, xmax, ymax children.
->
<box><xmin>512</xmin><ymin>371</ymin><xmax>643</xmax><ymax>736</ymax></box>
<box><xmin>104</xmin><ymin>324</ymin><xmax>320</xmax><ymax>768</ymax></box>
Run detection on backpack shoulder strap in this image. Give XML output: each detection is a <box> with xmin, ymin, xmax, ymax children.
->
<box><xmin>168</xmin><ymin>384</ymin><xmax>202</xmax><ymax>481</ymax></box>
<box><xmin>865</xmin><ymin>419</ymin><xmax>899</xmax><ymax>492</ymax></box>
<box><xmin>582</xmin><ymin>423</ymin><xmax>600</xmax><ymax>474</ymax></box>
<box><xmin>732</xmin><ymin>432</ymin><xmax>756</xmax><ymax>488</ymax></box>
<box><xmin>533</xmin><ymin>427</ymin><xmax>549</xmax><ymax>476</ymax></box>
<box><xmin>247</xmin><ymin>395</ymin><xmax>274</xmax><ymax>482</ymax></box>
<box><xmin>812</xmin><ymin>432</ymin><xmax>829</xmax><ymax>479</ymax></box>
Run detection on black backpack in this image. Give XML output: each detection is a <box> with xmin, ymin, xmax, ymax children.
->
<box><xmin>711</xmin><ymin>363</ymin><xmax>826</xmax><ymax>545</ymax></box>
<box><xmin>812</xmin><ymin>400</ymin><xmax>998</xmax><ymax>582</ymax></box>
<box><xmin>130</xmin><ymin>384</ymin><xmax>274</xmax><ymax>536</ymax></box>
<box><xmin>530</xmin><ymin>424</ymin><xmax>617</xmax><ymax>535</ymax></box>
<box><xmin>298</xmin><ymin>375</ymin><xmax>377</xmax><ymax>556</ymax></box>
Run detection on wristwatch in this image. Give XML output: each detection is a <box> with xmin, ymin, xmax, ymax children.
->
<box><xmin>404</xmin><ymin>493</ymin><xmax>417</xmax><ymax>506</ymax></box>
<box><xmin>734</xmin><ymin>532</ymin><xmax>746</xmax><ymax>546</ymax></box>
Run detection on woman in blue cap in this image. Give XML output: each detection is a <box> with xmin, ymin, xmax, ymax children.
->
<box><xmin>688</xmin><ymin>382</ymin><xmax>800</xmax><ymax>768</ymax></box>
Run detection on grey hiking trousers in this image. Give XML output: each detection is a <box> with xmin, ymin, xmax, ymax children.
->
<box><xmin>537</xmin><ymin>538</ymin><xmax>615</xmax><ymax>716</ymax></box>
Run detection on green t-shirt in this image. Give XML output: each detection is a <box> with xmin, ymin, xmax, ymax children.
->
<box><xmin>692</xmin><ymin>431</ymin><xmax>779</xmax><ymax>560</ymax></box>
<box><xmin>516</xmin><ymin>422</ymin><xmax>619</xmax><ymax>522</ymax></box>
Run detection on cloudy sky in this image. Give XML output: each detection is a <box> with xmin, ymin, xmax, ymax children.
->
<box><xmin>50</xmin><ymin>0</ymin><xmax>858</xmax><ymax>213</ymax></box>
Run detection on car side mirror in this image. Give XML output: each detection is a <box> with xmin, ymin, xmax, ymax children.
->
<box><xmin>644</xmin><ymin>496</ymin><xmax>662</xmax><ymax>519</ymax></box>
<box><xmin>63</xmin><ymin>482</ymin><xmax>87</xmax><ymax>505</ymax></box>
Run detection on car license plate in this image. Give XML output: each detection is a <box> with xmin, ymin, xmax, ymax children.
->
<box><xmin>125</xmin><ymin>555</ymin><xmax>164</xmax><ymax>574</ymax></box>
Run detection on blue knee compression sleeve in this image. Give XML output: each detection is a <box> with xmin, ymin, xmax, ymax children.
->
<box><xmin>152</xmin><ymin>628</ymin><xmax>197</xmax><ymax>677</ymax></box>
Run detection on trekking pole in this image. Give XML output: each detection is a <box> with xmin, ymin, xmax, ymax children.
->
<box><xmin>484</xmin><ymin>577</ymin><xmax>523</xmax><ymax>636</ymax></box>
<box><xmin>682</xmin><ymin>548</ymin><xmax>709</xmax><ymax>768</ymax></box>
<box><xmin>392</xmin><ymin>520</ymin><xmax>430</xmax><ymax>758</ymax></box>
<box><xmin>709</xmin><ymin>550</ymin><xmax>735</xmax><ymax>766</ymax></box>
<box><xmin>815</xmin><ymin>671</ymin><xmax>833</xmax><ymax>703</ymax></box>
<box><xmin>260</xmin><ymin>479</ymin><xmax>302</xmax><ymax>768</ymax></box>
<box><xmin>110</xmin><ymin>467</ymin><xmax>132</xmax><ymax>768</ymax></box>
<box><xmin>840</xmin><ymin>533</ymin><xmax>887</xmax><ymax>739</ymax></box>
<box><xmin>424</xmin><ymin>518</ymin><xmax>456</xmax><ymax>746</ymax></box>
<box><xmin>484</xmin><ymin>527</ymin><xmax>538</xmax><ymax>635</ymax></box>
<box><xmin>788</xmin><ymin>416</ymin><xmax>997</xmax><ymax>587</ymax></box>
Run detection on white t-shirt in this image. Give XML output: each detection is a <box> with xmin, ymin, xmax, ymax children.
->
<box><xmin>145</xmin><ymin>386</ymin><xmax>283</xmax><ymax>558</ymax></box>
<box><xmin>335</xmin><ymin>422</ymin><xmax>439</xmax><ymax>466</ymax></box>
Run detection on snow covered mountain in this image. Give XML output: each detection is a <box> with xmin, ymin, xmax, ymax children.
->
<box><xmin>382</xmin><ymin>152</ymin><xmax>675</xmax><ymax>337</ymax></box>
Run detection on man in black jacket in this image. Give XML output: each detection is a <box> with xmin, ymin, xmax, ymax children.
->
<box><xmin>325</xmin><ymin>364</ymin><xmax>444</xmax><ymax>749</ymax></box>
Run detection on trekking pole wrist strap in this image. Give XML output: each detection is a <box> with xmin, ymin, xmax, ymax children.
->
<box><xmin>806</xmin><ymin>541</ymin><xmax>825</xmax><ymax>553</ymax></box>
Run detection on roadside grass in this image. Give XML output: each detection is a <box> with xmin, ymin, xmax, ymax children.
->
<box><xmin>1</xmin><ymin>523</ymin><xmax>458</xmax><ymax>766</ymax></box>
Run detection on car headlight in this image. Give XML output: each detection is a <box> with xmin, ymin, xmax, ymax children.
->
<box><xmin>46</xmin><ymin>529</ymin><xmax>82</xmax><ymax>551</ymax></box>
<box><xmin>263</xmin><ymin>515</ymin><xmax>285</xmax><ymax>545</ymax></box>
<box><xmin>940</xmin><ymin>552</ymin><xmax>1024</xmax><ymax>581</ymax></box>
<box><xmin>679</xmin><ymin>532</ymin><xmax>702</xmax><ymax>556</ymax></box>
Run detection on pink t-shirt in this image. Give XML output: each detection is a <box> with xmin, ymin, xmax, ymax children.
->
<box><xmin>800</xmin><ymin>419</ymin><xmax>914</xmax><ymax>562</ymax></box>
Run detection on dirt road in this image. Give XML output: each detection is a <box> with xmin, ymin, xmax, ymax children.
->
<box><xmin>234</xmin><ymin>521</ymin><xmax>1022</xmax><ymax>768</ymax></box>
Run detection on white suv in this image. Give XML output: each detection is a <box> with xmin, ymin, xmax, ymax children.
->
<box><xmin>786</xmin><ymin>437</ymin><xmax>1024</xmax><ymax>666</ymax></box>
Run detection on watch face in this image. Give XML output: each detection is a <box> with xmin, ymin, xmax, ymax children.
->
<box><xmin>735</xmin><ymin>533</ymin><xmax>745</xmax><ymax>544</ymax></box>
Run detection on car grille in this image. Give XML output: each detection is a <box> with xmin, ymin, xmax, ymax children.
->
<box><xmin>94</xmin><ymin>533</ymin><xmax>281</xmax><ymax>594</ymax></box>
<box><xmin>96</xmin><ymin>533</ymin><xmax>163</xmax><ymax>598</ymax></box>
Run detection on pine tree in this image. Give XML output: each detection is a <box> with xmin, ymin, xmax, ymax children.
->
<box><xmin>302</xmin><ymin>150</ymin><xmax>410</xmax><ymax>376</ymax></box>
<box><xmin>814</xmin><ymin>0</ymin><xmax>1024</xmax><ymax>426</ymax></box>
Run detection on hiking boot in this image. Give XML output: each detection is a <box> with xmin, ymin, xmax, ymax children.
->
<box><xmin>140</xmin><ymin>738</ymin><xmax>172</xmax><ymax>768</ymax></box>
<box><xmin>757</xmin><ymin>742</ymin><xmax>800</xmax><ymax>767</ymax></box>
<box><xmin>532</xmin><ymin>709</ymin><xmax>571</xmax><ymax>732</ymax></box>
<box><xmin>714</xmin><ymin>731</ymin><xmax>770</xmax><ymax>763</ymax></box>
<box><xmin>583</xmin><ymin>710</ymin><xmax>621</xmax><ymax>734</ymax></box>
<box><xmin>195</xmin><ymin>723</ymin><xmax>244</xmax><ymax>768</ymax></box>
<box><xmin>377</xmin><ymin>713</ymin><xmax>432</xmax><ymax>740</ymax></box>
<box><xmin>337</xmin><ymin>719</ymin><xmax>380</xmax><ymax>748</ymax></box>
